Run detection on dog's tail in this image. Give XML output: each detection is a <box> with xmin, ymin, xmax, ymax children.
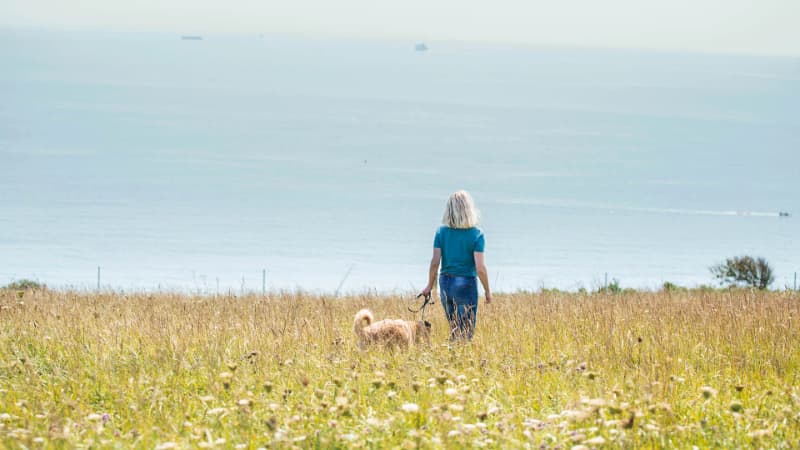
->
<box><xmin>353</xmin><ymin>309</ymin><xmax>373</xmax><ymax>340</ymax></box>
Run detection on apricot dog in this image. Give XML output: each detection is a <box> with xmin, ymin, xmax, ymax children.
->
<box><xmin>353</xmin><ymin>309</ymin><xmax>431</xmax><ymax>349</ymax></box>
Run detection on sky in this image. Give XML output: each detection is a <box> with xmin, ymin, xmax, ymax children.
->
<box><xmin>1</xmin><ymin>0</ymin><xmax>799</xmax><ymax>55</ymax></box>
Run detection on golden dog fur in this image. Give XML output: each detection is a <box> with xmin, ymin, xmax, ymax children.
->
<box><xmin>353</xmin><ymin>309</ymin><xmax>431</xmax><ymax>349</ymax></box>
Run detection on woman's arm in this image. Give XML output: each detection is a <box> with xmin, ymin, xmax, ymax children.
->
<box><xmin>421</xmin><ymin>248</ymin><xmax>441</xmax><ymax>296</ymax></box>
<box><xmin>474</xmin><ymin>252</ymin><xmax>492</xmax><ymax>304</ymax></box>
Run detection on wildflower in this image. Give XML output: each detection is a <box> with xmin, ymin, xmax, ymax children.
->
<box><xmin>582</xmin><ymin>398</ymin><xmax>606</xmax><ymax>410</ymax></box>
<box><xmin>445</xmin><ymin>388</ymin><xmax>458</xmax><ymax>397</ymax></box>
<box><xmin>562</xmin><ymin>409</ymin><xmax>590</xmax><ymax>422</ymax></box>
<box><xmin>700</xmin><ymin>386</ymin><xmax>717</xmax><ymax>399</ymax></box>
<box><xmin>219</xmin><ymin>372</ymin><xmax>233</xmax><ymax>389</ymax></box>
<box><xmin>583</xmin><ymin>436</ymin><xmax>606</xmax><ymax>445</ymax></box>
<box><xmin>569</xmin><ymin>433</ymin><xmax>586</xmax><ymax>442</ymax></box>
<box><xmin>342</xmin><ymin>433</ymin><xmax>357</xmax><ymax>441</ymax></box>
<box><xmin>206</xmin><ymin>407</ymin><xmax>227</xmax><ymax>416</ymax></box>
<box><xmin>401</xmin><ymin>403</ymin><xmax>419</xmax><ymax>413</ymax></box>
<box><xmin>86</xmin><ymin>413</ymin><xmax>102</xmax><ymax>421</ymax></box>
<box><xmin>238</xmin><ymin>399</ymin><xmax>252</xmax><ymax>407</ymax></box>
<box><xmin>644</xmin><ymin>423</ymin><xmax>660</xmax><ymax>432</ymax></box>
<box><xmin>155</xmin><ymin>443</ymin><xmax>178</xmax><ymax>450</ymax></box>
<box><xmin>748</xmin><ymin>429</ymin><xmax>772</xmax><ymax>438</ymax></box>
<box><xmin>448</xmin><ymin>430</ymin><xmax>461</xmax><ymax>437</ymax></box>
<box><xmin>523</xmin><ymin>418</ymin><xmax>546</xmax><ymax>430</ymax></box>
<box><xmin>387</xmin><ymin>391</ymin><xmax>397</xmax><ymax>399</ymax></box>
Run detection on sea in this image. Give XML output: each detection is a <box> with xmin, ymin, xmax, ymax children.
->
<box><xmin>1</xmin><ymin>30</ymin><xmax>798</xmax><ymax>293</ymax></box>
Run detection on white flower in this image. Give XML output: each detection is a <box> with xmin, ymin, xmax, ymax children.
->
<box><xmin>401</xmin><ymin>403</ymin><xmax>419</xmax><ymax>413</ymax></box>
<box><xmin>583</xmin><ymin>436</ymin><xmax>606</xmax><ymax>445</ymax></box>
<box><xmin>155</xmin><ymin>443</ymin><xmax>179</xmax><ymax>450</ymax></box>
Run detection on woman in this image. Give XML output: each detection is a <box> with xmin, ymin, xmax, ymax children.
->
<box><xmin>420</xmin><ymin>190</ymin><xmax>491</xmax><ymax>341</ymax></box>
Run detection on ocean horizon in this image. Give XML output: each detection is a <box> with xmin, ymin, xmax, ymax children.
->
<box><xmin>2</xmin><ymin>29</ymin><xmax>798</xmax><ymax>293</ymax></box>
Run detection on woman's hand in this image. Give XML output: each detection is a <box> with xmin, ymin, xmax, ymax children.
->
<box><xmin>485</xmin><ymin>292</ymin><xmax>493</xmax><ymax>304</ymax></box>
<box><xmin>420</xmin><ymin>285</ymin><xmax>433</xmax><ymax>297</ymax></box>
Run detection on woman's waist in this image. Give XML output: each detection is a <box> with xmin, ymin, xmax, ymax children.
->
<box><xmin>440</xmin><ymin>273</ymin><xmax>477</xmax><ymax>279</ymax></box>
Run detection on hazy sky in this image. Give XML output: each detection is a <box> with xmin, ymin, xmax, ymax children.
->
<box><xmin>2</xmin><ymin>0</ymin><xmax>799</xmax><ymax>54</ymax></box>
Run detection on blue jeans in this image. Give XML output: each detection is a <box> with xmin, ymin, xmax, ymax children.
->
<box><xmin>439</xmin><ymin>274</ymin><xmax>478</xmax><ymax>341</ymax></box>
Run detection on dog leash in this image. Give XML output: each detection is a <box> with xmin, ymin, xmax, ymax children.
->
<box><xmin>408</xmin><ymin>292</ymin><xmax>433</xmax><ymax>320</ymax></box>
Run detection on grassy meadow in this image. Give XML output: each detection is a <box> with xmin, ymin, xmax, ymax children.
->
<box><xmin>1</xmin><ymin>288</ymin><xmax>799</xmax><ymax>448</ymax></box>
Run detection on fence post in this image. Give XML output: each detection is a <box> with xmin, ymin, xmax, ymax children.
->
<box><xmin>604</xmin><ymin>272</ymin><xmax>608</xmax><ymax>290</ymax></box>
<box><xmin>262</xmin><ymin>269</ymin><xmax>266</xmax><ymax>297</ymax></box>
<box><xmin>794</xmin><ymin>272</ymin><xmax>797</xmax><ymax>291</ymax></box>
<box><xmin>97</xmin><ymin>266</ymin><xmax>101</xmax><ymax>291</ymax></box>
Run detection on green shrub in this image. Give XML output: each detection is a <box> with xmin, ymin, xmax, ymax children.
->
<box><xmin>710</xmin><ymin>256</ymin><xmax>774</xmax><ymax>290</ymax></box>
<box><xmin>597</xmin><ymin>278</ymin><xmax>622</xmax><ymax>294</ymax></box>
<box><xmin>3</xmin><ymin>279</ymin><xmax>46</xmax><ymax>290</ymax></box>
<box><xmin>663</xmin><ymin>281</ymin><xmax>686</xmax><ymax>293</ymax></box>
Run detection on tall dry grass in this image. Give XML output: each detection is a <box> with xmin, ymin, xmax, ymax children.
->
<box><xmin>1</xmin><ymin>288</ymin><xmax>799</xmax><ymax>448</ymax></box>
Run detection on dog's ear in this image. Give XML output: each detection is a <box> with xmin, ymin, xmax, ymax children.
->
<box><xmin>424</xmin><ymin>320</ymin><xmax>432</xmax><ymax>329</ymax></box>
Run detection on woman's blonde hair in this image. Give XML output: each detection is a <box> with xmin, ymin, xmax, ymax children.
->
<box><xmin>442</xmin><ymin>190</ymin><xmax>480</xmax><ymax>229</ymax></box>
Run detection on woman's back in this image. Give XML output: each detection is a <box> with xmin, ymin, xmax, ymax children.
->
<box><xmin>434</xmin><ymin>226</ymin><xmax>485</xmax><ymax>277</ymax></box>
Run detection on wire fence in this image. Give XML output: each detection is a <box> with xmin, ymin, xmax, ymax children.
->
<box><xmin>4</xmin><ymin>267</ymin><xmax>798</xmax><ymax>294</ymax></box>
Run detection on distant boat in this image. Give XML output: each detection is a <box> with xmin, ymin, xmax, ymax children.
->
<box><xmin>181</xmin><ymin>35</ymin><xmax>203</xmax><ymax>41</ymax></box>
<box><xmin>779</xmin><ymin>211</ymin><xmax>791</xmax><ymax>217</ymax></box>
<box><xmin>415</xmin><ymin>43</ymin><xmax>428</xmax><ymax>52</ymax></box>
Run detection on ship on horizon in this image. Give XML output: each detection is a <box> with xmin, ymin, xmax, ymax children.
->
<box><xmin>181</xmin><ymin>35</ymin><xmax>203</xmax><ymax>41</ymax></box>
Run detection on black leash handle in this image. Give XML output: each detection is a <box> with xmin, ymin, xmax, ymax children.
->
<box><xmin>408</xmin><ymin>292</ymin><xmax>432</xmax><ymax>319</ymax></box>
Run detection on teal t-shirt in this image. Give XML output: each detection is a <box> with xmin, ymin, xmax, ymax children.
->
<box><xmin>433</xmin><ymin>226</ymin><xmax>485</xmax><ymax>277</ymax></box>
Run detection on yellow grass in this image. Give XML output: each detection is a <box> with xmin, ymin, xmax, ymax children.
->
<box><xmin>1</xmin><ymin>288</ymin><xmax>799</xmax><ymax>448</ymax></box>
